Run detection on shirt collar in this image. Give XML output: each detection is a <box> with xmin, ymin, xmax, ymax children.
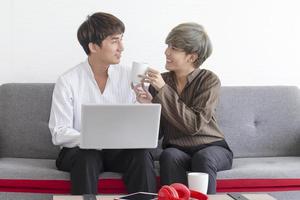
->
<box><xmin>186</xmin><ymin>67</ymin><xmax>202</xmax><ymax>84</ymax></box>
<box><xmin>84</xmin><ymin>59</ymin><xmax>115</xmax><ymax>79</ymax></box>
<box><xmin>167</xmin><ymin>68</ymin><xmax>202</xmax><ymax>91</ymax></box>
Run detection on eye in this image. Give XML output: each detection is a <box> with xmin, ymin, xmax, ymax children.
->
<box><xmin>168</xmin><ymin>44</ymin><xmax>179</xmax><ymax>51</ymax></box>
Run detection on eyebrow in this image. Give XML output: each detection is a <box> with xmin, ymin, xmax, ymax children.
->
<box><xmin>110</xmin><ymin>35</ymin><xmax>123</xmax><ymax>40</ymax></box>
<box><xmin>169</xmin><ymin>44</ymin><xmax>183</xmax><ymax>51</ymax></box>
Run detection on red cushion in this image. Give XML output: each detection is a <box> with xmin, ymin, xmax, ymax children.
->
<box><xmin>0</xmin><ymin>178</ymin><xmax>300</xmax><ymax>194</ymax></box>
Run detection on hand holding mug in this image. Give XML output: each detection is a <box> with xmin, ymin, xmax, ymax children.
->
<box><xmin>141</xmin><ymin>68</ymin><xmax>165</xmax><ymax>91</ymax></box>
<box><xmin>131</xmin><ymin>82</ymin><xmax>153</xmax><ymax>103</ymax></box>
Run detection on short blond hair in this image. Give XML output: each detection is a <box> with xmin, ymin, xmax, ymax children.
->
<box><xmin>165</xmin><ymin>23</ymin><xmax>212</xmax><ymax>68</ymax></box>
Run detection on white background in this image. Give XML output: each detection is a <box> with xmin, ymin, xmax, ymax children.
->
<box><xmin>1</xmin><ymin>0</ymin><xmax>300</xmax><ymax>86</ymax></box>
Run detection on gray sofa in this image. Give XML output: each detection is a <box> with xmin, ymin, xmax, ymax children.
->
<box><xmin>0</xmin><ymin>83</ymin><xmax>300</xmax><ymax>194</ymax></box>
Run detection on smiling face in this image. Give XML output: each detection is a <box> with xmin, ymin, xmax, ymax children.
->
<box><xmin>92</xmin><ymin>33</ymin><xmax>124</xmax><ymax>65</ymax></box>
<box><xmin>164</xmin><ymin>44</ymin><xmax>195</xmax><ymax>73</ymax></box>
<box><xmin>165</xmin><ymin>23</ymin><xmax>213</xmax><ymax>70</ymax></box>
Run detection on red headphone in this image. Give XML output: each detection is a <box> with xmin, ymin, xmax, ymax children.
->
<box><xmin>158</xmin><ymin>183</ymin><xmax>208</xmax><ymax>200</ymax></box>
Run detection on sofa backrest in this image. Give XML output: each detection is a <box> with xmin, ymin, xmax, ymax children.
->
<box><xmin>0</xmin><ymin>83</ymin><xmax>59</xmax><ymax>159</ymax></box>
<box><xmin>216</xmin><ymin>86</ymin><xmax>300</xmax><ymax>158</ymax></box>
<box><xmin>1</xmin><ymin>84</ymin><xmax>300</xmax><ymax>159</ymax></box>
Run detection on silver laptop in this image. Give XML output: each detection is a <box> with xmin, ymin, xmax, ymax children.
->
<box><xmin>80</xmin><ymin>104</ymin><xmax>161</xmax><ymax>149</ymax></box>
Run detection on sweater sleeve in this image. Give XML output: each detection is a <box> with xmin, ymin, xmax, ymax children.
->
<box><xmin>151</xmin><ymin>73</ymin><xmax>221</xmax><ymax>135</ymax></box>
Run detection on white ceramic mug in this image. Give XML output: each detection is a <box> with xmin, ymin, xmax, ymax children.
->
<box><xmin>131</xmin><ymin>61</ymin><xmax>149</xmax><ymax>84</ymax></box>
<box><xmin>187</xmin><ymin>172</ymin><xmax>209</xmax><ymax>194</ymax></box>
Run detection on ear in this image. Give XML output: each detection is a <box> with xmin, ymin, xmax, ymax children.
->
<box><xmin>189</xmin><ymin>53</ymin><xmax>198</xmax><ymax>63</ymax></box>
<box><xmin>88</xmin><ymin>42</ymin><xmax>98</xmax><ymax>53</ymax></box>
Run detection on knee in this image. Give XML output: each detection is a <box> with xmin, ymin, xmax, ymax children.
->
<box><xmin>159</xmin><ymin>148</ymin><xmax>178</xmax><ymax>166</ymax></box>
<box><xmin>130</xmin><ymin>149</ymin><xmax>154</xmax><ymax>164</ymax></box>
<box><xmin>76</xmin><ymin>149</ymin><xmax>100</xmax><ymax>165</ymax></box>
<box><xmin>192</xmin><ymin>152</ymin><xmax>216</xmax><ymax>172</ymax></box>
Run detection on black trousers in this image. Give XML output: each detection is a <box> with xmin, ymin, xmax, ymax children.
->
<box><xmin>56</xmin><ymin>147</ymin><xmax>157</xmax><ymax>195</ymax></box>
<box><xmin>159</xmin><ymin>145</ymin><xmax>233</xmax><ymax>194</ymax></box>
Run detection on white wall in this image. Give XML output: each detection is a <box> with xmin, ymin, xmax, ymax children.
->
<box><xmin>1</xmin><ymin>0</ymin><xmax>300</xmax><ymax>86</ymax></box>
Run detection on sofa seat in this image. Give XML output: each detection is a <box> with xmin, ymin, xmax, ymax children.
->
<box><xmin>217</xmin><ymin>157</ymin><xmax>300</xmax><ymax>192</ymax></box>
<box><xmin>0</xmin><ymin>158</ymin><xmax>158</xmax><ymax>194</ymax></box>
<box><xmin>1</xmin><ymin>157</ymin><xmax>300</xmax><ymax>194</ymax></box>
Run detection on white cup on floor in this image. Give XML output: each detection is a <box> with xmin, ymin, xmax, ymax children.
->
<box><xmin>187</xmin><ymin>172</ymin><xmax>209</xmax><ymax>194</ymax></box>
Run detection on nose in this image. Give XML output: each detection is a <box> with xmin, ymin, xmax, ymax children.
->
<box><xmin>119</xmin><ymin>41</ymin><xmax>124</xmax><ymax>52</ymax></box>
<box><xmin>165</xmin><ymin>47</ymin><xmax>170</xmax><ymax>56</ymax></box>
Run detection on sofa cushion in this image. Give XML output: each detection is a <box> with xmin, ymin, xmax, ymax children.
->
<box><xmin>0</xmin><ymin>157</ymin><xmax>160</xmax><ymax>193</ymax></box>
<box><xmin>1</xmin><ymin>157</ymin><xmax>300</xmax><ymax>193</ymax></box>
<box><xmin>217</xmin><ymin>86</ymin><xmax>300</xmax><ymax>158</ymax></box>
<box><xmin>218</xmin><ymin>157</ymin><xmax>300</xmax><ymax>179</ymax></box>
<box><xmin>216</xmin><ymin>156</ymin><xmax>300</xmax><ymax>192</ymax></box>
<box><xmin>0</xmin><ymin>83</ymin><xmax>59</xmax><ymax>159</ymax></box>
<box><xmin>0</xmin><ymin>158</ymin><xmax>66</xmax><ymax>180</ymax></box>
<box><xmin>0</xmin><ymin>157</ymin><xmax>126</xmax><ymax>193</ymax></box>
<box><xmin>0</xmin><ymin>158</ymin><xmax>160</xmax><ymax>180</ymax></box>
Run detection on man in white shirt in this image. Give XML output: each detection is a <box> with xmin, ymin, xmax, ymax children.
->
<box><xmin>49</xmin><ymin>12</ymin><xmax>156</xmax><ymax>195</ymax></box>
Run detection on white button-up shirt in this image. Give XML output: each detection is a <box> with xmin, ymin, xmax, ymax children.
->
<box><xmin>49</xmin><ymin>60</ymin><xmax>135</xmax><ymax>148</ymax></box>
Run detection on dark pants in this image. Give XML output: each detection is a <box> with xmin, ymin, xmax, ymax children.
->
<box><xmin>56</xmin><ymin>147</ymin><xmax>157</xmax><ymax>195</ymax></box>
<box><xmin>159</xmin><ymin>145</ymin><xmax>233</xmax><ymax>194</ymax></box>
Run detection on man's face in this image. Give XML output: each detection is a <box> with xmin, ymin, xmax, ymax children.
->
<box><xmin>96</xmin><ymin>33</ymin><xmax>124</xmax><ymax>65</ymax></box>
<box><xmin>164</xmin><ymin>44</ymin><xmax>193</xmax><ymax>71</ymax></box>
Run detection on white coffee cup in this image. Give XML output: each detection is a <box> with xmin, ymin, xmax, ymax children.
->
<box><xmin>187</xmin><ymin>172</ymin><xmax>209</xmax><ymax>194</ymax></box>
<box><xmin>131</xmin><ymin>61</ymin><xmax>149</xmax><ymax>84</ymax></box>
